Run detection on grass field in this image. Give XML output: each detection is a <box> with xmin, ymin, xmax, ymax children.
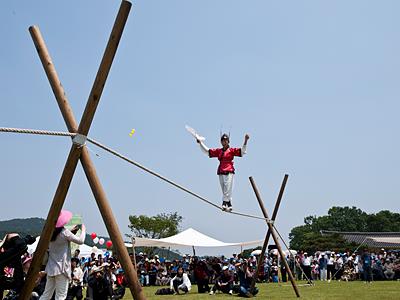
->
<box><xmin>123</xmin><ymin>281</ymin><xmax>400</xmax><ymax>300</ymax></box>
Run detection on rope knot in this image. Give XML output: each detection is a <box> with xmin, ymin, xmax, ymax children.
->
<box><xmin>72</xmin><ymin>134</ymin><xmax>87</xmax><ymax>147</ymax></box>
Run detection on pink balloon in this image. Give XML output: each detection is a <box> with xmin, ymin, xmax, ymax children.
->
<box><xmin>93</xmin><ymin>237</ymin><xmax>99</xmax><ymax>244</ymax></box>
<box><xmin>99</xmin><ymin>238</ymin><xmax>105</xmax><ymax>245</ymax></box>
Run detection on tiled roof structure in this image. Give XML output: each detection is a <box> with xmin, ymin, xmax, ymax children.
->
<box><xmin>320</xmin><ymin>231</ymin><xmax>400</xmax><ymax>248</ymax></box>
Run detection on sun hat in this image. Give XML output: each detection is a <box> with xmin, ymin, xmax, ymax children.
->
<box><xmin>56</xmin><ymin>210</ymin><xmax>73</xmax><ymax>228</ymax></box>
<box><xmin>0</xmin><ymin>233</ymin><xmax>19</xmax><ymax>248</ymax></box>
<box><xmin>222</xmin><ymin>266</ymin><xmax>229</xmax><ymax>271</ymax></box>
<box><xmin>22</xmin><ymin>256</ymin><xmax>33</xmax><ymax>265</ymax></box>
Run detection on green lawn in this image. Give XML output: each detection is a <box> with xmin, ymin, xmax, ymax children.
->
<box><xmin>124</xmin><ymin>281</ymin><xmax>400</xmax><ymax>300</ymax></box>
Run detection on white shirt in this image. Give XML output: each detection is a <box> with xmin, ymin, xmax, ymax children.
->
<box><xmin>45</xmin><ymin>228</ymin><xmax>86</xmax><ymax>278</ymax></box>
<box><xmin>71</xmin><ymin>266</ymin><xmax>83</xmax><ymax>286</ymax></box>
<box><xmin>170</xmin><ymin>273</ymin><xmax>191</xmax><ymax>291</ymax></box>
<box><xmin>302</xmin><ymin>257</ymin><xmax>311</xmax><ymax>266</ymax></box>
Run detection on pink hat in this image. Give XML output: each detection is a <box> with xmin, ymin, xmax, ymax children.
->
<box><xmin>56</xmin><ymin>210</ymin><xmax>73</xmax><ymax>228</ymax></box>
<box><xmin>22</xmin><ymin>256</ymin><xmax>33</xmax><ymax>265</ymax></box>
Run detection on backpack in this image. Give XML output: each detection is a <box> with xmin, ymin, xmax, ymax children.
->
<box><xmin>155</xmin><ymin>288</ymin><xmax>174</xmax><ymax>295</ymax></box>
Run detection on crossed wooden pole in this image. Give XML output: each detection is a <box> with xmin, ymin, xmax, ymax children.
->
<box><xmin>249</xmin><ymin>176</ymin><xmax>300</xmax><ymax>298</ymax></box>
<box><xmin>19</xmin><ymin>1</ymin><xmax>146</xmax><ymax>300</ymax></box>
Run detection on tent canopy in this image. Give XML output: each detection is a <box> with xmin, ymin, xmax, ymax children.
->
<box><xmin>126</xmin><ymin>228</ymin><xmax>262</xmax><ymax>248</ymax></box>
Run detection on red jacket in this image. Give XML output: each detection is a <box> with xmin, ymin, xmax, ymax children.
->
<box><xmin>209</xmin><ymin>147</ymin><xmax>242</xmax><ymax>175</ymax></box>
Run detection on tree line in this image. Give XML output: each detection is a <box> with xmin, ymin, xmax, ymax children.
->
<box><xmin>289</xmin><ymin>206</ymin><xmax>400</xmax><ymax>253</ymax></box>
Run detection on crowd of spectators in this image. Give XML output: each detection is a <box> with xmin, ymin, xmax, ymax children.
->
<box><xmin>291</xmin><ymin>248</ymin><xmax>400</xmax><ymax>283</ymax></box>
<box><xmin>2</xmin><ymin>233</ymin><xmax>400</xmax><ymax>300</ymax></box>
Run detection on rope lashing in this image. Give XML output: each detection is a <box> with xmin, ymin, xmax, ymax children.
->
<box><xmin>0</xmin><ymin>126</ymin><xmax>270</xmax><ymax>221</ymax></box>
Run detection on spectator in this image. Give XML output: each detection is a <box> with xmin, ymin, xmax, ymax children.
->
<box><xmin>193</xmin><ymin>259</ymin><xmax>210</xmax><ymax>293</ymax></box>
<box><xmin>334</xmin><ymin>254</ymin><xmax>344</xmax><ymax>280</ymax></box>
<box><xmin>209</xmin><ymin>266</ymin><xmax>233</xmax><ymax>295</ymax></box>
<box><xmin>327</xmin><ymin>253</ymin><xmax>335</xmax><ymax>280</ymax></box>
<box><xmin>383</xmin><ymin>259</ymin><xmax>395</xmax><ymax>280</ymax></box>
<box><xmin>237</xmin><ymin>261</ymin><xmax>258</xmax><ymax>297</ymax></box>
<box><xmin>361</xmin><ymin>249</ymin><xmax>372</xmax><ymax>283</ymax></box>
<box><xmin>40</xmin><ymin>210</ymin><xmax>86</xmax><ymax>300</ymax></box>
<box><xmin>66</xmin><ymin>258</ymin><xmax>83</xmax><ymax>300</ymax></box>
<box><xmin>302</xmin><ymin>252</ymin><xmax>312</xmax><ymax>283</ymax></box>
<box><xmin>0</xmin><ymin>233</ymin><xmax>36</xmax><ymax>299</ymax></box>
<box><xmin>270</xmin><ymin>261</ymin><xmax>279</xmax><ymax>283</ymax></box>
<box><xmin>170</xmin><ymin>266</ymin><xmax>191</xmax><ymax>294</ymax></box>
<box><xmin>319</xmin><ymin>253</ymin><xmax>328</xmax><ymax>281</ymax></box>
<box><xmin>87</xmin><ymin>266</ymin><xmax>112</xmax><ymax>300</ymax></box>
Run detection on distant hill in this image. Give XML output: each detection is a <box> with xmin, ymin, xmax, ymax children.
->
<box><xmin>0</xmin><ymin>217</ymin><xmax>45</xmax><ymax>238</ymax></box>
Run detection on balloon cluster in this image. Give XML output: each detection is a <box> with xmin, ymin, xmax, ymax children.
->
<box><xmin>91</xmin><ymin>232</ymin><xmax>113</xmax><ymax>248</ymax></box>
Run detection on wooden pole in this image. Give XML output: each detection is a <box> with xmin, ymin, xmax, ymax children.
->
<box><xmin>19</xmin><ymin>2</ymin><xmax>147</xmax><ymax>300</ymax></box>
<box><xmin>25</xmin><ymin>4</ymin><xmax>145</xmax><ymax>300</ymax></box>
<box><xmin>249</xmin><ymin>176</ymin><xmax>300</xmax><ymax>298</ymax></box>
<box><xmin>131</xmin><ymin>237</ymin><xmax>137</xmax><ymax>269</ymax></box>
<box><xmin>250</xmin><ymin>174</ymin><xmax>288</xmax><ymax>290</ymax></box>
<box><xmin>19</xmin><ymin>145</ymin><xmax>83</xmax><ymax>300</ymax></box>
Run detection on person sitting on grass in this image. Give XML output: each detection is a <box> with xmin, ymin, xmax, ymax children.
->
<box><xmin>170</xmin><ymin>266</ymin><xmax>191</xmax><ymax>295</ymax></box>
<box><xmin>209</xmin><ymin>265</ymin><xmax>234</xmax><ymax>295</ymax></box>
<box><xmin>87</xmin><ymin>266</ymin><xmax>112</xmax><ymax>300</ymax></box>
<box><xmin>193</xmin><ymin>258</ymin><xmax>210</xmax><ymax>293</ymax></box>
<box><xmin>236</xmin><ymin>261</ymin><xmax>258</xmax><ymax>298</ymax></box>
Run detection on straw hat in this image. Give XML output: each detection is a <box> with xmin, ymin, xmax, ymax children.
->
<box><xmin>56</xmin><ymin>210</ymin><xmax>73</xmax><ymax>228</ymax></box>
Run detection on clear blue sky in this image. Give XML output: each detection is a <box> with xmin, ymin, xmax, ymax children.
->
<box><xmin>1</xmin><ymin>0</ymin><xmax>399</xmax><ymax>256</ymax></box>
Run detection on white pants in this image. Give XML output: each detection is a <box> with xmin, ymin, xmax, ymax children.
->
<box><xmin>320</xmin><ymin>269</ymin><xmax>327</xmax><ymax>281</ymax></box>
<box><xmin>219</xmin><ymin>173</ymin><xmax>234</xmax><ymax>203</ymax></box>
<box><xmin>40</xmin><ymin>274</ymin><xmax>69</xmax><ymax>300</ymax></box>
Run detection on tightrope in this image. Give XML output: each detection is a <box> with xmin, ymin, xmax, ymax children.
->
<box><xmin>87</xmin><ymin>137</ymin><xmax>269</xmax><ymax>221</ymax></box>
<box><xmin>0</xmin><ymin>126</ymin><xmax>270</xmax><ymax>222</ymax></box>
<box><xmin>0</xmin><ymin>127</ymin><xmax>75</xmax><ymax>138</ymax></box>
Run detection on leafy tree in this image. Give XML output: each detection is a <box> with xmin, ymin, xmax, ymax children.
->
<box><xmin>366</xmin><ymin>210</ymin><xmax>400</xmax><ymax>232</ymax></box>
<box><xmin>128</xmin><ymin>212</ymin><xmax>182</xmax><ymax>239</ymax></box>
<box><xmin>127</xmin><ymin>212</ymin><xmax>183</xmax><ymax>256</ymax></box>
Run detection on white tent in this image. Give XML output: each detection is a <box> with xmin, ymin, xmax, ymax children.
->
<box><xmin>125</xmin><ymin>228</ymin><xmax>263</xmax><ymax>248</ymax></box>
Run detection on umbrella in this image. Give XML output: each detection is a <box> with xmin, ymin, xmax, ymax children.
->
<box><xmin>251</xmin><ymin>249</ymin><xmax>262</xmax><ymax>256</ymax></box>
